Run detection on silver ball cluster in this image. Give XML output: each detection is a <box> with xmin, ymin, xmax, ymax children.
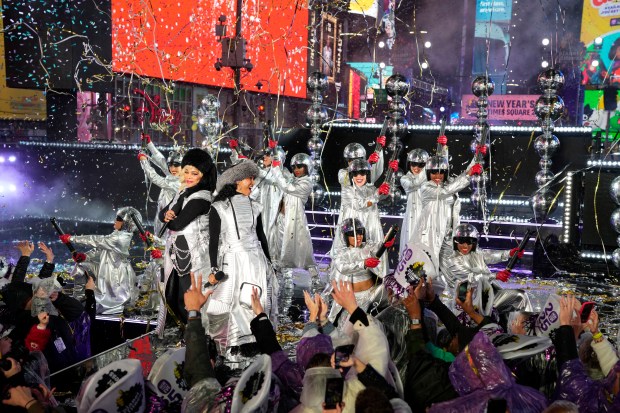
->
<box><xmin>306</xmin><ymin>72</ymin><xmax>328</xmax><ymax>203</ymax></box>
<box><xmin>470</xmin><ymin>75</ymin><xmax>494</xmax><ymax>206</ymax></box>
<box><xmin>610</xmin><ymin>177</ymin><xmax>620</xmax><ymax>268</ymax></box>
<box><xmin>193</xmin><ymin>94</ymin><xmax>222</xmax><ymax>149</ymax></box>
<box><xmin>531</xmin><ymin>69</ymin><xmax>565</xmax><ymax>219</ymax></box>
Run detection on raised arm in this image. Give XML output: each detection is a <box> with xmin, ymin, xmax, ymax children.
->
<box><xmin>400</xmin><ymin>170</ymin><xmax>426</xmax><ymax>194</ymax></box>
<box><xmin>145</xmin><ymin>140</ymin><xmax>169</xmax><ymax>174</ymax></box>
<box><xmin>271</xmin><ymin>166</ymin><xmax>312</xmax><ymax>199</ymax></box>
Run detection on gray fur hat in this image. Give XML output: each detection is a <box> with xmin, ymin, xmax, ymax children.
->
<box><xmin>216</xmin><ymin>160</ymin><xmax>260</xmax><ymax>193</ymax></box>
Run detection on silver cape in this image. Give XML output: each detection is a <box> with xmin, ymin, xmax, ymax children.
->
<box><xmin>399</xmin><ymin>169</ymin><xmax>426</xmax><ymax>257</ymax></box>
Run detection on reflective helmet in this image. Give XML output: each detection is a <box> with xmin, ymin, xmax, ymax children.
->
<box><xmin>425</xmin><ymin>155</ymin><xmax>449</xmax><ymax>182</ymax></box>
<box><xmin>407</xmin><ymin>148</ymin><xmax>429</xmax><ymax>164</ymax></box>
<box><xmin>167</xmin><ymin>149</ymin><xmax>183</xmax><ymax>166</ymax></box>
<box><xmin>453</xmin><ymin>223</ymin><xmax>479</xmax><ymax>251</ymax></box>
<box><xmin>348</xmin><ymin>159</ymin><xmax>371</xmax><ymax>185</ymax></box>
<box><xmin>115</xmin><ymin>207</ymin><xmax>142</xmax><ymax>233</ymax></box>
<box><xmin>263</xmin><ymin>146</ymin><xmax>286</xmax><ymax>164</ymax></box>
<box><xmin>341</xmin><ymin>218</ymin><xmax>366</xmax><ymax>244</ymax></box>
<box><xmin>343</xmin><ymin>143</ymin><xmax>366</xmax><ymax>161</ymax></box>
<box><xmin>290</xmin><ymin>153</ymin><xmax>312</xmax><ymax>176</ymax></box>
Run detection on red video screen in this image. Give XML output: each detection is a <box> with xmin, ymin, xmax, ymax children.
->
<box><xmin>111</xmin><ymin>0</ymin><xmax>308</xmax><ymax>98</ymax></box>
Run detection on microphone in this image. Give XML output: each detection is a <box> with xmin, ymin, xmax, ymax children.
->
<box><xmin>158</xmin><ymin>198</ymin><xmax>184</xmax><ymax>238</ymax></box>
<box><xmin>204</xmin><ymin>271</ymin><xmax>226</xmax><ymax>289</ymax></box>
<box><xmin>375</xmin><ymin>225</ymin><xmax>399</xmax><ymax>259</ymax></box>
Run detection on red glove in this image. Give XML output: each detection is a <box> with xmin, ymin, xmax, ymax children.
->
<box><xmin>137</xmin><ymin>153</ymin><xmax>147</xmax><ymax>161</ymax></box>
<box><xmin>238</xmin><ymin>154</ymin><xmax>248</xmax><ymax>159</ymax></box>
<box><xmin>59</xmin><ymin>234</ymin><xmax>71</xmax><ymax>244</ymax></box>
<box><xmin>364</xmin><ymin>257</ymin><xmax>380</xmax><ymax>268</ymax></box>
<box><xmin>229</xmin><ymin>139</ymin><xmax>239</xmax><ymax>149</ymax></box>
<box><xmin>437</xmin><ymin>135</ymin><xmax>448</xmax><ymax>145</ymax></box>
<box><xmin>469</xmin><ymin>163</ymin><xmax>483</xmax><ymax>176</ymax></box>
<box><xmin>388</xmin><ymin>160</ymin><xmax>399</xmax><ymax>172</ymax></box>
<box><xmin>141</xmin><ymin>133</ymin><xmax>151</xmax><ymax>144</ymax></box>
<box><xmin>509</xmin><ymin>247</ymin><xmax>525</xmax><ymax>259</ymax></box>
<box><xmin>476</xmin><ymin>145</ymin><xmax>487</xmax><ymax>155</ymax></box>
<box><xmin>272</xmin><ymin>160</ymin><xmax>281</xmax><ymax>167</ymax></box>
<box><xmin>496</xmin><ymin>270</ymin><xmax>511</xmax><ymax>282</ymax></box>
<box><xmin>268</xmin><ymin>139</ymin><xmax>277</xmax><ymax>149</ymax></box>
<box><xmin>383</xmin><ymin>238</ymin><xmax>395</xmax><ymax>248</ymax></box>
<box><xmin>151</xmin><ymin>249</ymin><xmax>163</xmax><ymax>259</ymax></box>
<box><xmin>378</xmin><ymin>182</ymin><xmax>390</xmax><ymax>195</ymax></box>
<box><xmin>139</xmin><ymin>231</ymin><xmax>151</xmax><ymax>242</ymax></box>
<box><xmin>73</xmin><ymin>252</ymin><xmax>86</xmax><ymax>263</ymax></box>
<box><xmin>368</xmin><ymin>152</ymin><xmax>380</xmax><ymax>164</ymax></box>
<box><xmin>376</xmin><ymin>135</ymin><xmax>386</xmax><ymax>147</ymax></box>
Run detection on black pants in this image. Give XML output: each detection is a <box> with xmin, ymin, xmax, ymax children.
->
<box><xmin>165</xmin><ymin>236</ymin><xmax>192</xmax><ymax>325</ymax></box>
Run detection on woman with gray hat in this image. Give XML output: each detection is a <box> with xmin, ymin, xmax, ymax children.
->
<box><xmin>205</xmin><ymin>159</ymin><xmax>276</xmax><ymax>364</ymax></box>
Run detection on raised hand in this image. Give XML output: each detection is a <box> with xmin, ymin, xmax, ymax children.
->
<box><xmin>331</xmin><ymin>280</ymin><xmax>358</xmax><ymax>314</ymax></box>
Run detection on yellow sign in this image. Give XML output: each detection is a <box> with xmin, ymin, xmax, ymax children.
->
<box><xmin>0</xmin><ymin>0</ymin><xmax>46</xmax><ymax>120</ymax></box>
<box><xmin>581</xmin><ymin>0</ymin><xmax>620</xmax><ymax>45</ymax></box>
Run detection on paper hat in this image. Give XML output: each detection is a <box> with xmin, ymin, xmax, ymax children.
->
<box><xmin>230</xmin><ymin>354</ymin><xmax>272</xmax><ymax>413</ymax></box>
<box><xmin>147</xmin><ymin>347</ymin><xmax>190</xmax><ymax>408</ymax></box>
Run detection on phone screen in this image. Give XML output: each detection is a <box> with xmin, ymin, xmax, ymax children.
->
<box><xmin>457</xmin><ymin>281</ymin><xmax>469</xmax><ymax>302</ymax></box>
<box><xmin>334</xmin><ymin>344</ymin><xmax>355</xmax><ymax>368</ymax></box>
<box><xmin>324</xmin><ymin>377</ymin><xmax>344</xmax><ymax>409</ymax></box>
<box><xmin>580</xmin><ymin>302</ymin><xmax>595</xmax><ymax>323</ymax></box>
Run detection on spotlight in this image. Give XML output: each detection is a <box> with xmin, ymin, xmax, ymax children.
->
<box><xmin>379</xmin><ymin>62</ymin><xmax>386</xmax><ymax>69</ymax></box>
<box><xmin>424</xmin><ymin>41</ymin><xmax>431</xmax><ymax>48</ymax></box>
<box><xmin>421</xmin><ymin>61</ymin><xmax>429</xmax><ymax>69</ymax></box>
<box><xmin>541</xmin><ymin>60</ymin><xmax>549</xmax><ymax>68</ymax></box>
<box><xmin>378</xmin><ymin>41</ymin><xmax>385</xmax><ymax>48</ymax></box>
<box><xmin>542</xmin><ymin>38</ymin><xmax>550</xmax><ymax>46</ymax></box>
<box><xmin>439</xmin><ymin>106</ymin><xmax>445</xmax><ymax>112</ymax></box>
<box><xmin>9</xmin><ymin>184</ymin><xmax>16</xmax><ymax>192</ymax></box>
<box><xmin>595</xmin><ymin>36</ymin><xmax>603</xmax><ymax>45</ymax></box>
<box><xmin>8</xmin><ymin>155</ymin><xmax>15</xmax><ymax>162</ymax></box>
<box><xmin>0</xmin><ymin>156</ymin><xmax>4</xmax><ymax>163</ymax></box>
<box><xmin>592</xmin><ymin>60</ymin><xmax>600</xmax><ymax>67</ymax></box>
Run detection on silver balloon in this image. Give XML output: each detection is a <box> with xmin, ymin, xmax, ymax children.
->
<box><xmin>617</xmin><ymin>235</ymin><xmax>620</xmax><ymax>245</ymax></box>
<box><xmin>384</xmin><ymin>74</ymin><xmax>410</xmax><ymax>98</ymax></box>
<box><xmin>391</xmin><ymin>187</ymin><xmax>405</xmax><ymax>204</ymax></box>
<box><xmin>476</xmin><ymin>107</ymin><xmax>489</xmax><ymax>118</ymax></box>
<box><xmin>610</xmin><ymin>176</ymin><xmax>620</xmax><ymax>205</ymax></box>
<box><xmin>470</xmin><ymin>174</ymin><xmax>483</xmax><ymax>185</ymax></box>
<box><xmin>613</xmin><ymin>248</ymin><xmax>620</xmax><ymax>269</ymax></box>
<box><xmin>198</xmin><ymin>118</ymin><xmax>222</xmax><ymax>137</ymax></box>
<box><xmin>611</xmin><ymin>208</ymin><xmax>620</xmax><ymax>233</ymax></box>
<box><xmin>535</xmin><ymin>170</ymin><xmax>554</xmax><ymax>188</ymax></box>
<box><xmin>388</xmin><ymin>100</ymin><xmax>407</xmax><ymax>114</ymax></box>
<box><xmin>307</xmin><ymin>136</ymin><xmax>324</xmax><ymax>152</ymax></box>
<box><xmin>310</xmin><ymin>184</ymin><xmax>325</xmax><ymax>203</ymax></box>
<box><xmin>476</xmin><ymin>97</ymin><xmax>488</xmax><ymax>108</ymax></box>
<box><xmin>395</xmin><ymin>168</ymin><xmax>405</xmax><ymax>182</ymax></box>
<box><xmin>534</xmin><ymin>134</ymin><xmax>560</xmax><ymax>159</ymax></box>
<box><xmin>537</xmin><ymin>68</ymin><xmax>565</xmax><ymax>94</ymax></box>
<box><xmin>310</xmin><ymin>173</ymin><xmax>321</xmax><ymax>183</ymax></box>
<box><xmin>387</xmin><ymin>117</ymin><xmax>408</xmax><ymax>138</ymax></box>
<box><xmin>307</xmin><ymin>71</ymin><xmax>328</xmax><ymax>93</ymax></box>
<box><xmin>201</xmin><ymin>95</ymin><xmax>221</xmax><ymax>110</ymax></box>
<box><xmin>539</xmin><ymin>158</ymin><xmax>552</xmax><ymax>169</ymax></box>
<box><xmin>531</xmin><ymin>190</ymin><xmax>557</xmax><ymax>218</ymax></box>
<box><xmin>306</xmin><ymin>105</ymin><xmax>328</xmax><ymax>124</ymax></box>
<box><xmin>473</xmin><ymin>121</ymin><xmax>489</xmax><ymax>137</ymax></box>
<box><xmin>471</xmin><ymin>76</ymin><xmax>495</xmax><ymax>97</ymax></box>
<box><xmin>534</xmin><ymin>96</ymin><xmax>565</xmax><ymax>121</ymax></box>
<box><xmin>311</xmin><ymin>158</ymin><xmax>322</xmax><ymax>171</ymax></box>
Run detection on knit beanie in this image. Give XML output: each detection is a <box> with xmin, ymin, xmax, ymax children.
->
<box><xmin>25</xmin><ymin>324</ymin><xmax>51</xmax><ymax>352</ymax></box>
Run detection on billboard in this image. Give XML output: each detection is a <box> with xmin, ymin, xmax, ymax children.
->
<box><xmin>461</xmin><ymin>94</ymin><xmax>538</xmax><ymax>122</ymax></box>
<box><xmin>111</xmin><ymin>0</ymin><xmax>308</xmax><ymax>98</ymax></box>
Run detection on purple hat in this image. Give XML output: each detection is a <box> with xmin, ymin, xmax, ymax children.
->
<box><xmin>296</xmin><ymin>334</ymin><xmax>334</xmax><ymax>371</ymax></box>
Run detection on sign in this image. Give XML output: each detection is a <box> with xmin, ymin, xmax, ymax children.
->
<box><xmin>461</xmin><ymin>94</ymin><xmax>539</xmax><ymax>121</ymax></box>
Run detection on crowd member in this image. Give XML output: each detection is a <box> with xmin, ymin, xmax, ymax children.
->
<box><xmin>159</xmin><ymin>147</ymin><xmax>216</xmax><ymax>325</ymax></box>
<box><xmin>63</xmin><ymin>207</ymin><xmax>142</xmax><ymax>314</ymax></box>
<box><xmin>270</xmin><ymin>153</ymin><xmax>318</xmax><ymax>280</ymax></box>
<box><xmin>206</xmin><ymin>160</ymin><xmax>277</xmax><ymax>364</ymax></box>
<box><xmin>337</xmin><ymin>142</ymin><xmax>384</xmax><ymax>188</ymax></box>
<box><xmin>137</xmin><ymin>133</ymin><xmax>182</xmax><ymax>237</ymax></box>
<box><xmin>328</xmin><ymin>218</ymin><xmax>393</xmax><ymax>327</ymax></box>
<box><xmin>399</xmin><ymin>148</ymin><xmax>429</xmax><ymax>257</ymax></box>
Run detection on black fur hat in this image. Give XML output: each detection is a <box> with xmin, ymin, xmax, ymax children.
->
<box><xmin>182</xmin><ymin>148</ymin><xmax>217</xmax><ymax>192</ymax></box>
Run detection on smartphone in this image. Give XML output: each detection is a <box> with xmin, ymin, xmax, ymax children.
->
<box><xmin>324</xmin><ymin>377</ymin><xmax>344</xmax><ymax>409</ymax></box>
<box><xmin>580</xmin><ymin>301</ymin><xmax>596</xmax><ymax>323</ymax></box>
<box><xmin>457</xmin><ymin>281</ymin><xmax>469</xmax><ymax>303</ymax></box>
<box><xmin>334</xmin><ymin>344</ymin><xmax>355</xmax><ymax>368</ymax></box>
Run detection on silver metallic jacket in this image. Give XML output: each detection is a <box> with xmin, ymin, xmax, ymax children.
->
<box><xmin>337</xmin><ymin>150</ymin><xmax>384</xmax><ymax>187</ymax></box>
<box><xmin>141</xmin><ymin>142</ymin><xmax>181</xmax><ymax>236</ymax></box>
<box><xmin>72</xmin><ymin>231</ymin><xmax>137</xmax><ymax>315</ymax></box>
<box><xmin>412</xmin><ymin>173</ymin><xmax>470</xmax><ymax>261</ymax></box>
<box><xmin>399</xmin><ymin>169</ymin><xmax>427</xmax><ymax>256</ymax></box>
<box><xmin>163</xmin><ymin>189</ymin><xmax>212</xmax><ymax>280</ymax></box>
<box><xmin>270</xmin><ymin>166</ymin><xmax>316</xmax><ymax>270</ymax></box>
<box><xmin>251</xmin><ymin>166</ymin><xmax>284</xmax><ymax>260</ymax></box>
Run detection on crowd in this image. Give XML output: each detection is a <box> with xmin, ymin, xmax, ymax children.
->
<box><xmin>0</xmin><ymin>133</ymin><xmax>615</xmax><ymax>412</ymax></box>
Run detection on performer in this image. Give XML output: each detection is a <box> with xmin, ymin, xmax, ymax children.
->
<box><xmin>159</xmin><ymin>148</ymin><xmax>216</xmax><ymax>325</ymax></box>
<box><xmin>270</xmin><ymin>153</ymin><xmax>318</xmax><ymax>278</ymax></box>
<box><xmin>328</xmin><ymin>218</ymin><xmax>393</xmax><ymax>327</ymax></box>
<box><xmin>440</xmin><ymin>223</ymin><xmax>532</xmax><ymax>315</ymax></box>
<box><xmin>337</xmin><ymin>141</ymin><xmax>384</xmax><ymax>187</ymax></box>
<box><xmin>412</xmin><ymin>154</ymin><xmax>479</xmax><ymax>263</ymax></box>
<box><xmin>330</xmin><ymin>159</ymin><xmax>390</xmax><ymax>276</ymax></box>
<box><xmin>62</xmin><ymin>207</ymin><xmax>142</xmax><ymax>314</ymax></box>
<box><xmin>399</xmin><ymin>148</ymin><xmax>429</xmax><ymax>257</ymax></box>
<box><xmin>138</xmin><ymin>133</ymin><xmax>182</xmax><ymax>237</ymax></box>
<box><xmin>205</xmin><ymin>160</ymin><xmax>276</xmax><ymax>362</ymax></box>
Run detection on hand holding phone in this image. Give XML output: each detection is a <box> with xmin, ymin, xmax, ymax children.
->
<box><xmin>324</xmin><ymin>377</ymin><xmax>344</xmax><ymax>410</ymax></box>
<box><xmin>457</xmin><ymin>281</ymin><xmax>469</xmax><ymax>303</ymax></box>
<box><xmin>580</xmin><ymin>301</ymin><xmax>596</xmax><ymax>323</ymax></box>
<box><xmin>334</xmin><ymin>344</ymin><xmax>355</xmax><ymax>369</ymax></box>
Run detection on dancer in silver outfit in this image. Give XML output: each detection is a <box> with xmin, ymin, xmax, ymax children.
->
<box><xmin>67</xmin><ymin>207</ymin><xmax>141</xmax><ymax>314</ymax></box>
<box><xmin>440</xmin><ymin>224</ymin><xmax>532</xmax><ymax>315</ymax></box>
<box><xmin>399</xmin><ymin>148</ymin><xmax>428</xmax><ymax>257</ymax></box>
<box><xmin>138</xmin><ymin>136</ymin><xmax>182</xmax><ymax>237</ymax></box>
<box><xmin>159</xmin><ymin>148</ymin><xmax>216</xmax><ymax>325</ymax></box>
<box><xmin>328</xmin><ymin>218</ymin><xmax>390</xmax><ymax>329</ymax></box>
<box><xmin>337</xmin><ymin>142</ymin><xmax>384</xmax><ymax>187</ymax></box>
<box><xmin>205</xmin><ymin>160</ymin><xmax>277</xmax><ymax>361</ymax></box>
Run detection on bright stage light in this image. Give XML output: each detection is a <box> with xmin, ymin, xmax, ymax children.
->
<box><xmin>8</xmin><ymin>155</ymin><xmax>16</xmax><ymax>162</ymax></box>
<box><xmin>424</xmin><ymin>41</ymin><xmax>431</xmax><ymax>48</ymax></box>
<box><xmin>542</xmin><ymin>38</ymin><xmax>550</xmax><ymax>46</ymax></box>
<box><xmin>0</xmin><ymin>156</ymin><xmax>4</xmax><ymax>163</ymax></box>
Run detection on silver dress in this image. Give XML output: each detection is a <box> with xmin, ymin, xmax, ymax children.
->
<box><xmin>251</xmin><ymin>167</ymin><xmax>284</xmax><ymax>260</ymax></box>
<box><xmin>270</xmin><ymin>167</ymin><xmax>316</xmax><ymax>270</ymax></box>
<box><xmin>205</xmin><ymin>195</ymin><xmax>277</xmax><ymax>354</ymax></box>
<box><xmin>328</xmin><ymin>242</ymin><xmax>387</xmax><ymax>325</ymax></box>
<box><xmin>72</xmin><ymin>231</ymin><xmax>137</xmax><ymax>314</ymax></box>
<box><xmin>141</xmin><ymin>142</ymin><xmax>181</xmax><ymax>236</ymax></box>
<box><xmin>412</xmin><ymin>173</ymin><xmax>470</xmax><ymax>262</ymax></box>
<box><xmin>399</xmin><ymin>169</ymin><xmax>426</xmax><ymax>256</ymax></box>
<box><xmin>440</xmin><ymin>249</ymin><xmax>533</xmax><ymax>314</ymax></box>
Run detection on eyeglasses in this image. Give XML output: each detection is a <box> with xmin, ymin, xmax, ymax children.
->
<box><xmin>351</xmin><ymin>171</ymin><xmax>367</xmax><ymax>177</ymax></box>
<box><xmin>292</xmin><ymin>164</ymin><xmax>305</xmax><ymax>169</ymax></box>
<box><xmin>410</xmin><ymin>162</ymin><xmax>426</xmax><ymax>168</ymax></box>
<box><xmin>454</xmin><ymin>237</ymin><xmax>475</xmax><ymax>245</ymax></box>
<box><xmin>428</xmin><ymin>169</ymin><xmax>445</xmax><ymax>175</ymax></box>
